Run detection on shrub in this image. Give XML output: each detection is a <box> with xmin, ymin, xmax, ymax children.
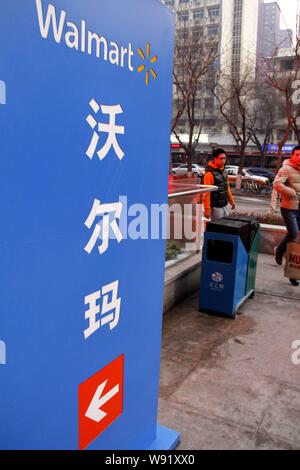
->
<box><xmin>166</xmin><ymin>241</ymin><xmax>181</xmax><ymax>261</ymax></box>
<box><xmin>233</xmin><ymin>211</ymin><xmax>285</xmax><ymax>226</ymax></box>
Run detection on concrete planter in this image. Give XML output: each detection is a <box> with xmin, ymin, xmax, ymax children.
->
<box><xmin>259</xmin><ymin>223</ymin><xmax>287</xmax><ymax>255</ymax></box>
<box><xmin>164</xmin><ymin>254</ymin><xmax>201</xmax><ymax>313</ymax></box>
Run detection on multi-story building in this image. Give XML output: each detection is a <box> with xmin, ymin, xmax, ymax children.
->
<box><xmin>257</xmin><ymin>1</ymin><xmax>280</xmax><ymax>58</ymax></box>
<box><xmin>221</xmin><ymin>0</ymin><xmax>260</xmax><ymax>78</ymax></box>
<box><xmin>257</xmin><ymin>1</ymin><xmax>293</xmax><ymax>58</ymax></box>
<box><xmin>161</xmin><ymin>0</ymin><xmax>260</xmax><ymax>137</ymax></box>
<box><xmin>162</xmin><ymin>0</ymin><xmax>223</xmax><ymax>134</ymax></box>
<box><xmin>279</xmin><ymin>29</ymin><xmax>293</xmax><ymax>49</ymax></box>
<box><xmin>266</xmin><ymin>48</ymin><xmax>300</xmax><ymax>146</ymax></box>
<box><xmin>163</xmin><ymin>0</ymin><xmax>260</xmax><ymax>76</ymax></box>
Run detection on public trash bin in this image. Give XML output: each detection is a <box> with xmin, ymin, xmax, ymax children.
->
<box><xmin>199</xmin><ymin>216</ymin><xmax>260</xmax><ymax>318</ymax></box>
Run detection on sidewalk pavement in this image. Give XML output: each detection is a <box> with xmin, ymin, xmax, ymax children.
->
<box><xmin>158</xmin><ymin>254</ymin><xmax>300</xmax><ymax>450</ymax></box>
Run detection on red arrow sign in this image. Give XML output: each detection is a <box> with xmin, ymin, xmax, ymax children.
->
<box><xmin>78</xmin><ymin>354</ymin><xmax>124</xmax><ymax>450</ymax></box>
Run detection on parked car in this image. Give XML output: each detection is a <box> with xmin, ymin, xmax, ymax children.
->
<box><xmin>172</xmin><ymin>164</ymin><xmax>205</xmax><ymax>178</ymax></box>
<box><xmin>225</xmin><ymin>166</ymin><xmax>270</xmax><ymax>186</ymax></box>
<box><xmin>172</xmin><ymin>163</ymin><xmax>183</xmax><ymax>170</ymax></box>
<box><xmin>225</xmin><ymin>165</ymin><xmax>239</xmax><ymax>171</ymax></box>
<box><xmin>245</xmin><ymin>167</ymin><xmax>275</xmax><ymax>183</ymax></box>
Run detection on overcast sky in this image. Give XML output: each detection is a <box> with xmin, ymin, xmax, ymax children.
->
<box><xmin>265</xmin><ymin>0</ymin><xmax>299</xmax><ymax>32</ymax></box>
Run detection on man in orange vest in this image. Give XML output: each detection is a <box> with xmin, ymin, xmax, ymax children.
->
<box><xmin>203</xmin><ymin>148</ymin><xmax>235</xmax><ymax>221</ymax></box>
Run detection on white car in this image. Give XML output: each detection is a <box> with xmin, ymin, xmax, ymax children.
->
<box><xmin>172</xmin><ymin>164</ymin><xmax>205</xmax><ymax>177</ymax></box>
<box><xmin>225</xmin><ymin>166</ymin><xmax>269</xmax><ymax>186</ymax></box>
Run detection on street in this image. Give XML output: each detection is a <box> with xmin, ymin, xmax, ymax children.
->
<box><xmin>234</xmin><ymin>194</ymin><xmax>277</xmax><ymax>214</ymax></box>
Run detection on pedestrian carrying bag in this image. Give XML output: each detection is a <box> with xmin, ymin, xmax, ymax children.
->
<box><xmin>284</xmin><ymin>242</ymin><xmax>300</xmax><ymax>280</ymax></box>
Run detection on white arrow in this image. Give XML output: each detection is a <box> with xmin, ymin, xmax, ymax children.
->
<box><xmin>85</xmin><ymin>380</ymin><xmax>120</xmax><ymax>423</ymax></box>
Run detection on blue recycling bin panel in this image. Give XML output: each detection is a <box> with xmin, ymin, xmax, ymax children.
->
<box><xmin>199</xmin><ymin>232</ymin><xmax>249</xmax><ymax>318</ymax></box>
<box><xmin>0</xmin><ymin>0</ymin><xmax>179</xmax><ymax>451</ymax></box>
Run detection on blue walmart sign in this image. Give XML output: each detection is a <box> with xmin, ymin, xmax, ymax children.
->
<box><xmin>0</xmin><ymin>0</ymin><xmax>178</xmax><ymax>450</ymax></box>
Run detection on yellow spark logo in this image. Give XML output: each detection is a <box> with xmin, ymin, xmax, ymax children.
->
<box><xmin>137</xmin><ymin>43</ymin><xmax>158</xmax><ymax>86</ymax></box>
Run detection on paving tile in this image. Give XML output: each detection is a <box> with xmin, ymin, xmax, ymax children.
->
<box><xmin>158</xmin><ymin>399</ymin><xmax>256</xmax><ymax>450</ymax></box>
<box><xmin>256</xmin><ymin>255</ymin><xmax>300</xmax><ymax>302</ymax></box>
<box><xmin>158</xmin><ymin>400</ymin><xmax>298</xmax><ymax>450</ymax></box>
<box><xmin>254</xmin><ymin>432</ymin><xmax>298</xmax><ymax>450</ymax></box>
<box><xmin>259</xmin><ymin>383</ymin><xmax>300</xmax><ymax>447</ymax></box>
<box><xmin>159</xmin><ymin>350</ymin><xmax>199</xmax><ymax>400</ymax></box>
<box><xmin>219</xmin><ymin>336</ymin><xmax>289</xmax><ymax>381</ymax></box>
<box><xmin>281</xmin><ymin>355</ymin><xmax>300</xmax><ymax>388</ymax></box>
<box><xmin>170</xmin><ymin>364</ymin><xmax>278</xmax><ymax>431</ymax></box>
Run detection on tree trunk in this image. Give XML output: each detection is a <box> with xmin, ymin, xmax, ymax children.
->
<box><xmin>293</xmin><ymin>126</ymin><xmax>300</xmax><ymax>145</ymax></box>
<box><xmin>238</xmin><ymin>145</ymin><xmax>246</xmax><ymax>174</ymax></box>
<box><xmin>277</xmin><ymin>124</ymin><xmax>291</xmax><ymax>170</ymax></box>
<box><xmin>235</xmin><ymin>145</ymin><xmax>246</xmax><ymax>190</ymax></box>
<box><xmin>187</xmin><ymin>147</ymin><xmax>193</xmax><ymax>174</ymax></box>
<box><xmin>169</xmin><ymin>154</ymin><xmax>173</xmax><ymax>175</ymax></box>
<box><xmin>277</xmin><ymin>143</ymin><xmax>283</xmax><ymax>170</ymax></box>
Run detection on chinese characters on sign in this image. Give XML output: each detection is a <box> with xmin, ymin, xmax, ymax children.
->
<box><xmin>84</xmin><ymin>99</ymin><xmax>125</xmax><ymax>257</ymax></box>
<box><xmin>80</xmin><ymin>99</ymin><xmax>126</xmax><ymax>447</ymax></box>
<box><xmin>209</xmin><ymin>272</ymin><xmax>224</xmax><ymax>292</ymax></box>
<box><xmin>84</xmin><ymin>199</ymin><xmax>123</xmax><ymax>255</ymax></box>
<box><xmin>86</xmin><ymin>99</ymin><xmax>125</xmax><ymax>161</ymax></box>
<box><xmin>83</xmin><ymin>98</ymin><xmax>125</xmax><ymax>329</ymax></box>
<box><xmin>84</xmin><ymin>281</ymin><xmax>121</xmax><ymax>339</ymax></box>
<box><xmin>209</xmin><ymin>282</ymin><xmax>225</xmax><ymax>292</ymax></box>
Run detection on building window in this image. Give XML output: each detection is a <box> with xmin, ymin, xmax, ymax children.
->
<box><xmin>165</xmin><ymin>0</ymin><xmax>175</xmax><ymax>7</ymax></box>
<box><xmin>208</xmin><ymin>6</ymin><xmax>220</xmax><ymax>17</ymax></box>
<box><xmin>281</xmin><ymin>59</ymin><xmax>293</xmax><ymax>71</ymax></box>
<box><xmin>176</xmin><ymin>66</ymin><xmax>184</xmax><ymax>77</ymax></box>
<box><xmin>178</xmin><ymin>29</ymin><xmax>189</xmax><ymax>40</ymax></box>
<box><xmin>192</xmin><ymin>26</ymin><xmax>204</xmax><ymax>41</ymax></box>
<box><xmin>205</xmin><ymin>98</ymin><xmax>214</xmax><ymax>112</ymax></box>
<box><xmin>207</xmin><ymin>26</ymin><xmax>219</xmax><ymax>36</ymax></box>
<box><xmin>178</xmin><ymin>46</ymin><xmax>188</xmax><ymax>56</ymax></box>
<box><xmin>178</xmin><ymin>11</ymin><xmax>189</xmax><ymax>22</ymax></box>
<box><xmin>193</xmin><ymin>8</ymin><xmax>205</xmax><ymax>20</ymax></box>
<box><xmin>175</xmin><ymin>99</ymin><xmax>185</xmax><ymax>110</ymax></box>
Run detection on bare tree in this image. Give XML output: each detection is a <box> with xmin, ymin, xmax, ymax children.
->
<box><xmin>212</xmin><ymin>64</ymin><xmax>257</xmax><ymax>173</ymax></box>
<box><xmin>172</xmin><ymin>23</ymin><xmax>220</xmax><ymax>173</ymax></box>
<box><xmin>264</xmin><ymin>39</ymin><xmax>300</xmax><ymax>167</ymax></box>
<box><xmin>249</xmin><ymin>83</ymin><xmax>277</xmax><ymax>166</ymax></box>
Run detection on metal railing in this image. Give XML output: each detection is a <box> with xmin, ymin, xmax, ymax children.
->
<box><xmin>167</xmin><ymin>180</ymin><xmax>217</xmax><ymax>258</ymax></box>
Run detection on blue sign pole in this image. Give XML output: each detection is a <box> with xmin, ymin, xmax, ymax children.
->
<box><xmin>0</xmin><ymin>0</ymin><xmax>179</xmax><ymax>450</ymax></box>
